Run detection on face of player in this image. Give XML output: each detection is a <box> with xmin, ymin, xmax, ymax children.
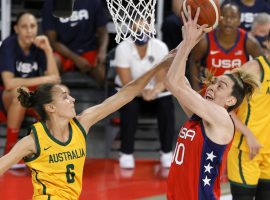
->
<box><xmin>50</xmin><ymin>85</ymin><xmax>76</xmax><ymax>119</ymax></box>
<box><xmin>219</xmin><ymin>5</ymin><xmax>240</xmax><ymax>35</ymax></box>
<box><xmin>205</xmin><ymin>75</ymin><xmax>236</xmax><ymax>109</ymax></box>
<box><xmin>14</xmin><ymin>13</ymin><xmax>38</xmax><ymax>48</ymax></box>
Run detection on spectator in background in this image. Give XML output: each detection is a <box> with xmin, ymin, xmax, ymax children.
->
<box><xmin>114</xmin><ymin>25</ymin><xmax>175</xmax><ymax>169</ymax></box>
<box><xmin>189</xmin><ymin>2</ymin><xmax>262</xmax><ymax>91</ymax></box>
<box><xmin>0</xmin><ymin>12</ymin><xmax>60</xmax><ymax>165</ymax></box>
<box><xmin>42</xmin><ymin>0</ymin><xmax>109</xmax><ymax>84</ymax></box>
<box><xmin>224</xmin><ymin>0</ymin><xmax>270</xmax><ymax>31</ymax></box>
<box><xmin>161</xmin><ymin>0</ymin><xmax>183</xmax><ymax>50</ymax></box>
<box><xmin>250</xmin><ymin>13</ymin><xmax>270</xmax><ymax>54</ymax></box>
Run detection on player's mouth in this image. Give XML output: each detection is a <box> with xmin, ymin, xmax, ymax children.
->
<box><xmin>205</xmin><ymin>92</ymin><xmax>214</xmax><ymax>101</ymax></box>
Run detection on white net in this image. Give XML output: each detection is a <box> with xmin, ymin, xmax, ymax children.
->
<box><xmin>106</xmin><ymin>0</ymin><xmax>157</xmax><ymax>43</ymax></box>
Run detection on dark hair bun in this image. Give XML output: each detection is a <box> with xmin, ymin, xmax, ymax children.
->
<box><xmin>17</xmin><ymin>87</ymin><xmax>35</xmax><ymax>108</ymax></box>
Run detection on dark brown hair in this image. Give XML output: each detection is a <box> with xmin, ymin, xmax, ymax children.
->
<box><xmin>17</xmin><ymin>84</ymin><xmax>55</xmax><ymax>120</ymax></box>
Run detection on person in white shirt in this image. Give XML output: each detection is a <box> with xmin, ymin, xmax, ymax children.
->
<box><xmin>114</xmin><ymin>34</ymin><xmax>175</xmax><ymax>169</ymax></box>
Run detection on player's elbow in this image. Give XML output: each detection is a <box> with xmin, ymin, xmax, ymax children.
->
<box><xmin>165</xmin><ymin>74</ymin><xmax>185</xmax><ymax>92</ymax></box>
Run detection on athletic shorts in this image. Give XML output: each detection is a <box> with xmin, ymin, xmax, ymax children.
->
<box><xmin>228</xmin><ymin>146</ymin><xmax>270</xmax><ymax>186</ymax></box>
<box><xmin>54</xmin><ymin>50</ymin><xmax>98</xmax><ymax>72</ymax></box>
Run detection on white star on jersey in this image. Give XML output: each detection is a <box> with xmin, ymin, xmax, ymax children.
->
<box><xmin>206</xmin><ymin>151</ymin><xmax>216</xmax><ymax>162</ymax></box>
<box><xmin>204</xmin><ymin>163</ymin><xmax>213</xmax><ymax>174</ymax></box>
<box><xmin>202</xmin><ymin>175</ymin><xmax>211</xmax><ymax>186</ymax></box>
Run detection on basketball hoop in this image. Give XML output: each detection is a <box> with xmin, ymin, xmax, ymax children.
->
<box><xmin>106</xmin><ymin>0</ymin><xmax>157</xmax><ymax>43</ymax></box>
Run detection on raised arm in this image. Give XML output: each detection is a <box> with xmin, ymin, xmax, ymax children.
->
<box><xmin>189</xmin><ymin>35</ymin><xmax>208</xmax><ymax>91</ymax></box>
<box><xmin>165</xmin><ymin>7</ymin><xmax>230</xmax><ymax>126</ymax></box>
<box><xmin>76</xmin><ymin>53</ymin><xmax>175</xmax><ymax>132</ymax></box>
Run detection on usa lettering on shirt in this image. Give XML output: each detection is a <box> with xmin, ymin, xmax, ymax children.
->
<box><xmin>59</xmin><ymin>9</ymin><xmax>89</xmax><ymax>23</ymax></box>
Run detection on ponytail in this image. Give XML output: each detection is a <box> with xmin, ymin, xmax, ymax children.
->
<box><xmin>226</xmin><ymin>68</ymin><xmax>260</xmax><ymax>112</ymax></box>
<box><xmin>17</xmin><ymin>84</ymin><xmax>55</xmax><ymax>120</ymax></box>
<box><xmin>17</xmin><ymin>87</ymin><xmax>36</xmax><ymax>108</ymax></box>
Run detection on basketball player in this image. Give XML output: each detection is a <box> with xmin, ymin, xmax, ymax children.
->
<box><xmin>0</xmin><ymin>52</ymin><xmax>174</xmax><ymax>199</ymax></box>
<box><xmin>165</xmin><ymin>7</ymin><xmax>260</xmax><ymax>200</ymax></box>
<box><xmin>189</xmin><ymin>2</ymin><xmax>262</xmax><ymax>91</ymax></box>
<box><xmin>227</xmin><ymin>32</ymin><xmax>270</xmax><ymax>200</ymax></box>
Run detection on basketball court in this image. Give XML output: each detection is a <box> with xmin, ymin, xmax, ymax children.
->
<box><xmin>0</xmin><ymin>159</ymin><xmax>232</xmax><ymax>200</ymax></box>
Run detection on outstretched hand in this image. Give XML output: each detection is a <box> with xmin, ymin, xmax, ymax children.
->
<box><xmin>181</xmin><ymin>6</ymin><xmax>208</xmax><ymax>49</ymax></box>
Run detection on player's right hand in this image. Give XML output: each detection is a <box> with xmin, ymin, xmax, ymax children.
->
<box><xmin>246</xmin><ymin>132</ymin><xmax>262</xmax><ymax>160</ymax></box>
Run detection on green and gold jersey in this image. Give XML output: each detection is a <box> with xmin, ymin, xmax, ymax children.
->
<box><xmin>24</xmin><ymin>118</ymin><xmax>87</xmax><ymax>200</ymax></box>
<box><xmin>233</xmin><ymin>56</ymin><xmax>270</xmax><ymax>153</ymax></box>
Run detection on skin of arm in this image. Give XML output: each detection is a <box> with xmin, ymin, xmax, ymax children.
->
<box><xmin>0</xmin><ymin>134</ymin><xmax>36</xmax><ymax>175</ymax></box>
<box><xmin>142</xmin><ymin>65</ymin><xmax>168</xmax><ymax>101</ymax></box>
<box><xmin>189</xmin><ymin>35</ymin><xmax>208</xmax><ymax>91</ymax></box>
<box><xmin>76</xmin><ymin>53</ymin><xmax>175</xmax><ymax>132</ymax></box>
<box><xmin>96</xmin><ymin>26</ymin><xmax>109</xmax><ymax>66</ymax></box>
<box><xmin>2</xmin><ymin>72</ymin><xmax>60</xmax><ymax>91</ymax></box>
<box><xmin>116</xmin><ymin>59</ymin><xmax>167</xmax><ymax>101</ymax></box>
<box><xmin>246</xmin><ymin>34</ymin><xmax>264</xmax><ymax>58</ymax></box>
<box><xmin>165</xmin><ymin>9</ymin><xmax>234</xmax><ymax>144</ymax></box>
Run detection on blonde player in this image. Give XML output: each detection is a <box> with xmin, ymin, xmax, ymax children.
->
<box><xmin>228</xmin><ymin>32</ymin><xmax>270</xmax><ymax>200</ymax></box>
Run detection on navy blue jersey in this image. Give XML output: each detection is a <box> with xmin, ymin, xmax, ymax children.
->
<box><xmin>42</xmin><ymin>0</ymin><xmax>108</xmax><ymax>54</ymax></box>
<box><xmin>224</xmin><ymin>0</ymin><xmax>270</xmax><ymax>31</ymax></box>
<box><xmin>167</xmin><ymin>115</ymin><xmax>233</xmax><ymax>200</ymax></box>
<box><xmin>0</xmin><ymin>34</ymin><xmax>47</xmax><ymax>81</ymax></box>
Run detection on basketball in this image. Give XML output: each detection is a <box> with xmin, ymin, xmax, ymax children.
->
<box><xmin>181</xmin><ymin>0</ymin><xmax>221</xmax><ymax>32</ymax></box>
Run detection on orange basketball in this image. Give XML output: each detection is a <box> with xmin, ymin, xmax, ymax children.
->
<box><xmin>181</xmin><ymin>0</ymin><xmax>221</xmax><ymax>32</ymax></box>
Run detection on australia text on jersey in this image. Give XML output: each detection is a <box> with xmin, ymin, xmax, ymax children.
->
<box><xmin>48</xmin><ymin>148</ymin><xmax>86</xmax><ymax>163</ymax></box>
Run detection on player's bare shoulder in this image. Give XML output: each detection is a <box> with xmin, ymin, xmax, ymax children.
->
<box><xmin>241</xmin><ymin>59</ymin><xmax>261</xmax><ymax>79</ymax></box>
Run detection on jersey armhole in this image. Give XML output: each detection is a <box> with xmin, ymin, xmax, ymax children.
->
<box><xmin>73</xmin><ymin>117</ymin><xmax>87</xmax><ymax>141</ymax></box>
<box><xmin>24</xmin><ymin>125</ymin><xmax>41</xmax><ymax>162</ymax></box>
<box><xmin>255</xmin><ymin>57</ymin><xmax>265</xmax><ymax>83</ymax></box>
